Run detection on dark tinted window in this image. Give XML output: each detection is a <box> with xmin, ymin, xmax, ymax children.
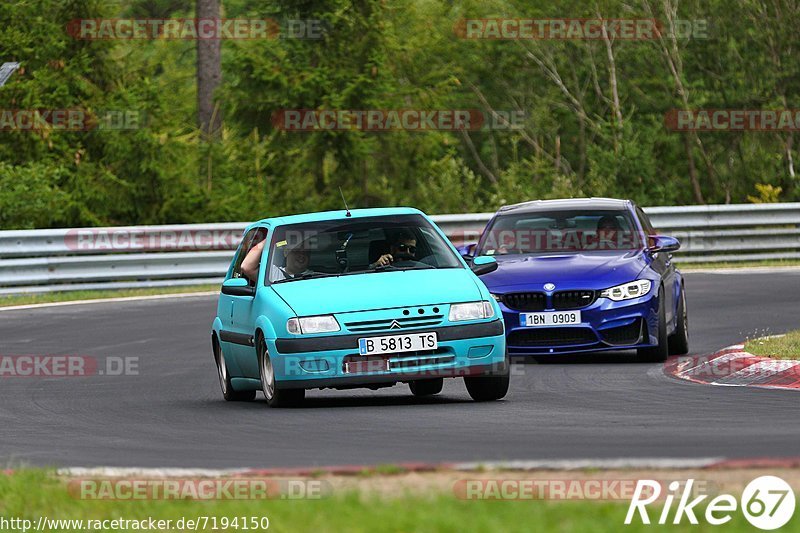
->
<box><xmin>477</xmin><ymin>209</ymin><xmax>645</xmax><ymax>255</ymax></box>
<box><xmin>636</xmin><ymin>206</ymin><xmax>656</xmax><ymax>234</ymax></box>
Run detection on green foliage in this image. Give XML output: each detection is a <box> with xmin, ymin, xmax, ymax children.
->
<box><xmin>747</xmin><ymin>183</ymin><xmax>783</xmax><ymax>204</ymax></box>
<box><xmin>1</xmin><ymin>0</ymin><xmax>799</xmax><ymax>229</ymax></box>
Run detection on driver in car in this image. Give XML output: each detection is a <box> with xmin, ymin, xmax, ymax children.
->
<box><xmin>370</xmin><ymin>230</ymin><xmax>417</xmax><ymax>268</ymax></box>
<box><xmin>596</xmin><ymin>215</ymin><xmax>622</xmax><ymax>249</ymax></box>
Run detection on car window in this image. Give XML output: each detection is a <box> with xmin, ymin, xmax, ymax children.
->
<box><xmin>230</xmin><ymin>229</ymin><xmax>257</xmax><ymax>280</ymax></box>
<box><xmin>266</xmin><ymin>214</ymin><xmax>462</xmax><ymax>283</ymax></box>
<box><xmin>636</xmin><ymin>206</ymin><xmax>656</xmax><ymax>234</ymax></box>
<box><xmin>232</xmin><ymin>227</ymin><xmax>268</xmax><ymax>284</ymax></box>
<box><xmin>477</xmin><ymin>209</ymin><xmax>643</xmax><ymax>255</ymax></box>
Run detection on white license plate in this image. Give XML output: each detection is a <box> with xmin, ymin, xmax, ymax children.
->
<box><xmin>358</xmin><ymin>332</ymin><xmax>438</xmax><ymax>356</ymax></box>
<box><xmin>520</xmin><ymin>311</ymin><xmax>581</xmax><ymax>327</ymax></box>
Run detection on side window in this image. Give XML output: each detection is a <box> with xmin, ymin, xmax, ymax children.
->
<box><xmin>636</xmin><ymin>207</ymin><xmax>655</xmax><ymax>234</ymax></box>
<box><xmin>231</xmin><ymin>229</ymin><xmax>258</xmax><ymax>280</ymax></box>
<box><xmin>232</xmin><ymin>228</ymin><xmax>268</xmax><ymax>283</ymax></box>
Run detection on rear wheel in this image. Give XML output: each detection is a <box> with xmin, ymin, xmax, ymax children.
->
<box><xmin>409</xmin><ymin>378</ymin><xmax>443</xmax><ymax>397</ymax></box>
<box><xmin>464</xmin><ymin>356</ymin><xmax>510</xmax><ymax>402</ymax></box>
<box><xmin>213</xmin><ymin>337</ymin><xmax>256</xmax><ymax>402</ymax></box>
<box><xmin>637</xmin><ymin>287</ymin><xmax>669</xmax><ymax>363</ymax></box>
<box><xmin>669</xmin><ymin>284</ymin><xmax>689</xmax><ymax>355</ymax></box>
<box><xmin>257</xmin><ymin>335</ymin><xmax>304</xmax><ymax>408</ymax></box>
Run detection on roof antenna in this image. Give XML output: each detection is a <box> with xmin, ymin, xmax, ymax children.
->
<box><xmin>339</xmin><ymin>186</ymin><xmax>352</xmax><ymax>217</ymax></box>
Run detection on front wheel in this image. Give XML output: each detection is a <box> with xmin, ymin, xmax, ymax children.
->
<box><xmin>464</xmin><ymin>357</ymin><xmax>509</xmax><ymax>402</ymax></box>
<box><xmin>637</xmin><ymin>287</ymin><xmax>669</xmax><ymax>363</ymax></box>
<box><xmin>213</xmin><ymin>338</ymin><xmax>256</xmax><ymax>402</ymax></box>
<box><xmin>668</xmin><ymin>284</ymin><xmax>689</xmax><ymax>355</ymax></box>
<box><xmin>257</xmin><ymin>335</ymin><xmax>304</xmax><ymax>408</ymax></box>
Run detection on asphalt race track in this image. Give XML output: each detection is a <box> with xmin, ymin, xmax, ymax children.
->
<box><xmin>1</xmin><ymin>270</ymin><xmax>799</xmax><ymax>469</ymax></box>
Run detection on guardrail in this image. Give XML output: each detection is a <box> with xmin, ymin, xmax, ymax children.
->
<box><xmin>1</xmin><ymin>203</ymin><xmax>798</xmax><ymax>294</ymax></box>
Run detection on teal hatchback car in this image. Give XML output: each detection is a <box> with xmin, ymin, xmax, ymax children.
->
<box><xmin>211</xmin><ymin>207</ymin><xmax>508</xmax><ymax>407</ymax></box>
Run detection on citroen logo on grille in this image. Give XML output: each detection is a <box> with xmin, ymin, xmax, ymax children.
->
<box><xmin>389</xmin><ymin>320</ymin><xmax>402</xmax><ymax>330</ymax></box>
<box><xmin>543</xmin><ymin>283</ymin><xmax>556</xmax><ymax>291</ymax></box>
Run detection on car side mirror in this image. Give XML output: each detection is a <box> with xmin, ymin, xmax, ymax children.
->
<box><xmin>221</xmin><ymin>277</ymin><xmax>256</xmax><ymax>297</ymax></box>
<box><xmin>471</xmin><ymin>255</ymin><xmax>498</xmax><ymax>276</ymax></box>
<box><xmin>648</xmin><ymin>235</ymin><xmax>681</xmax><ymax>254</ymax></box>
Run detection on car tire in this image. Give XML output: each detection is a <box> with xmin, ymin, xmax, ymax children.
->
<box><xmin>668</xmin><ymin>284</ymin><xmax>689</xmax><ymax>355</ymax></box>
<box><xmin>637</xmin><ymin>286</ymin><xmax>669</xmax><ymax>363</ymax></box>
<box><xmin>408</xmin><ymin>378</ymin><xmax>444</xmax><ymax>396</ymax></box>
<box><xmin>213</xmin><ymin>337</ymin><xmax>256</xmax><ymax>402</ymax></box>
<box><xmin>257</xmin><ymin>335</ymin><xmax>304</xmax><ymax>408</ymax></box>
<box><xmin>464</xmin><ymin>355</ymin><xmax>510</xmax><ymax>402</ymax></box>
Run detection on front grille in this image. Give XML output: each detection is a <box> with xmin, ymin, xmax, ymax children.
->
<box><xmin>344</xmin><ymin>315</ymin><xmax>444</xmax><ymax>333</ymax></box>
<box><xmin>507</xmin><ymin>327</ymin><xmax>597</xmax><ymax>347</ymax></box>
<box><xmin>600</xmin><ymin>319</ymin><xmax>643</xmax><ymax>346</ymax></box>
<box><xmin>552</xmin><ymin>290</ymin><xmax>596</xmax><ymax>310</ymax></box>
<box><xmin>503</xmin><ymin>292</ymin><xmax>546</xmax><ymax>311</ymax></box>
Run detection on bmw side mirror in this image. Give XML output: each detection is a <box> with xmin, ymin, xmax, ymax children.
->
<box><xmin>648</xmin><ymin>235</ymin><xmax>681</xmax><ymax>254</ymax></box>
<box><xmin>471</xmin><ymin>255</ymin><xmax>498</xmax><ymax>276</ymax></box>
<box><xmin>221</xmin><ymin>277</ymin><xmax>256</xmax><ymax>297</ymax></box>
<box><xmin>458</xmin><ymin>242</ymin><xmax>478</xmax><ymax>260</ymax></box>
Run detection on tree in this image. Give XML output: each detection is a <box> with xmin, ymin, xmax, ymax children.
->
<box><xmin>196</xmin><ymin>0</ymin><xmax>222</xmax><ymax>138</ymax></box>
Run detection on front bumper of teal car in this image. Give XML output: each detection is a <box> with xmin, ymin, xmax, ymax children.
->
<box><xmin>268</xmin><ymin>318</ymin><xmax>506</xmax><ymax>390</ymax></box>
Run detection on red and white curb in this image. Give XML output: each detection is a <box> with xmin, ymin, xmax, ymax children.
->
<box><xmin>665</xmin><ymin>344</ymin><xmax>800</xmax><ymax>390</ymax></box>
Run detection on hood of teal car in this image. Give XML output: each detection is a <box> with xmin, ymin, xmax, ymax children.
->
<box><xmin>270</xmin><ymin>268</ymin><xmax>483</xmax><ymax>316</ymax></box>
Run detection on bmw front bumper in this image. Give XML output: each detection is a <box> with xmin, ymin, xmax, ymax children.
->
<box><xmin>500</xmin><ymin>292</ymin><xmax>660</xmax><ymax>355</ymax></box>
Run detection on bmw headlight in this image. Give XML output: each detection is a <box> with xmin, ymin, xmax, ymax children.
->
<box><xmin>287</xmin><ymin>315</ymin><xmax>341</xmax><ymax>335</ymax></box>
<box><xmin>600</xmin><ymin>280</ymin><xmax>652</xmax><ymax>301</ymax></box>
<box><xmin>449</xmin><ymin>301</ymin><xmax>495</xmax><ymax>322</ymax></box>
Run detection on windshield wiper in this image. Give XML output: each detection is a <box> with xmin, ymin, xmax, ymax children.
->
<box><xmin>272</xmin><ymin>272</ymin><xmax>339</xmax><ymax>284</ymax></box>
<box><xmin>367</xmin><ymin>264</ymin><xmax>435</xmax><ymax>273</ymax></box>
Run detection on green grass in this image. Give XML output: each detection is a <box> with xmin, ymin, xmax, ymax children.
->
<box><xmin>0</xmin><ymin>285</ymin><xmax>219</xmax><ymax>308</ymax></box>
<box><xmin>746</xmin><ymin>330</ymin><xmax>800</xmax><ymax>360</ymax></box>
<box><xmin>677</xmin><ymin>259</ymin><xmax>800</xmax><ymax>270</ymax></box>
<box><xmin>0</xmin><ymin>470</ymin><xmax>795</xmax><ymax>532</ymax></box>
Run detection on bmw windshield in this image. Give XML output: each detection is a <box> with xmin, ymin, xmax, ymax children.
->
<box><xmin>267</xmin><ymin>214</ymin><xmax>462</xmax><ymax>283</ymax></box>
<box><xmin>477</xmin><ymin>209</ymin><xmax>645</xmax><ymax>256</ymax></box>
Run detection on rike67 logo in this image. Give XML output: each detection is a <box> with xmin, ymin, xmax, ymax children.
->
<box><xmin>626</xmin><ymin>476</ymin><xmax>795</xmax><ymax>529</ymax></box>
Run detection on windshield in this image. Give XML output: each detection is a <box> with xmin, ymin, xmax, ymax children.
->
<box><xmin>477</xmin><ymin>209</ymin><xmax>644</xmax><ymax>256</ymax></box>
<box><xmin>267</xmin><ymin>214</ymin><xmax>463</xmax><ymax>283</ymax></box>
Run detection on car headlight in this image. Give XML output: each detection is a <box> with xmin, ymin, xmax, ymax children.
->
<box><xmin>449</xmin><ymin>301</ymin><xmax>495</xmax><ymax>322</ymax></box>
<box><xmin>600</xmin><ymin>280</ymin><xmax>652</xmax><ymax>301</ymax></box>
<box><xmin>490</xmin><ymin>293</ymin><xmax>502</xmax><ymax>302</ymax></box>
<box><xmin>286</xmin><ymin>315</ymin><xmax>341</xmax><ymax>335</ymax></box>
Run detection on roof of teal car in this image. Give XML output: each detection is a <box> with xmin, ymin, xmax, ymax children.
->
<box><xmin>246</xmin><ymin>207</ymin><xmax>425</xmax><ymax>230</ymax></box>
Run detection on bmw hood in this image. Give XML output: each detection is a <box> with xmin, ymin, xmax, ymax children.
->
<box><xmin>479</xmin><ymin>251</ymin><xmax>649</xmax><ymax>292</ymax></box>
<box><xmin>270</xmin><ymin>268</ymin><xmax>484</xmax><ymax>316</ymax></box>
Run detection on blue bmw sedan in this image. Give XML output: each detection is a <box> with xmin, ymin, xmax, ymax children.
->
<box><xmin>462</xmin><ymin>198</ymin><xmax>688</xmax><ymax>361</ymax></box>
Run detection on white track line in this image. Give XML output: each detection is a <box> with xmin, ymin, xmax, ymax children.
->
<box><xmin>0</xmin><ymin>291</ymin><xmax>217</xmax><ymax>312</ymax></box>
<box><xmin>58</xmin><ymin>467</ymin><xmax>246</xmax><ymax>478</ymax></box>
